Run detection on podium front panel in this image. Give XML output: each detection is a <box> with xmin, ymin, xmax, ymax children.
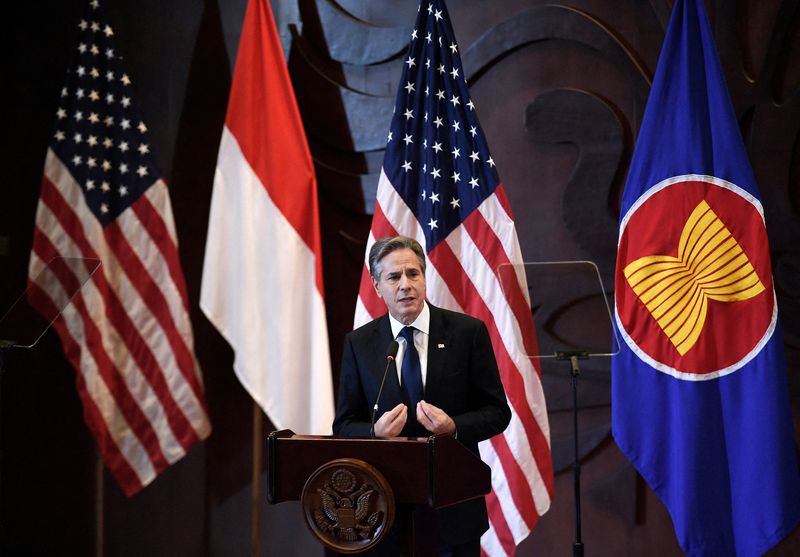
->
<box><xmin>267</xmin><ymin>431</ymin><xmax>491</xmax><ymax>509</ymax></box>
<box><xmin>268</xmin><ymin>434</ymin><xmax>431</xmax><ymax>505</ymax></box>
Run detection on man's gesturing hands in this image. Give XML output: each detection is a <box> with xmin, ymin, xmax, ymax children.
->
<box><xmin>373</xmin><ymin>400</ymin><xmax>456</xmax><ymax>438</ymax></box>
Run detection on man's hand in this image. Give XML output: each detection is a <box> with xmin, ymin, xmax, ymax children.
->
<box><xmin>374</xmin><ymin>403</ymin><xmax>408</xmax><ymax>438</ymax></box>
<box><xmin>416</xmin><ymin>400</ymin><xmax>456</xmax><ymax>435</ymax></box>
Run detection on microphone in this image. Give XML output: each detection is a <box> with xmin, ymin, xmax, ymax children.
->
<box><xmin>370</xmin><ymin>340</ymin><xmax>399</xmax><ymax>438</ymax></box>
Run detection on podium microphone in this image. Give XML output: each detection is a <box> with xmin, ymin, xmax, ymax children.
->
<box><xmin>370</xmin><ymin>340</ymin><xmax>399</xmax><ymax>438</ymax></box>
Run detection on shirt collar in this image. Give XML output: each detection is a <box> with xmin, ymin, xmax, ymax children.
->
<box><xmin>388</xmin><ymin>301</ymin><xmax>430</xmax><ymax>338</ymax></box>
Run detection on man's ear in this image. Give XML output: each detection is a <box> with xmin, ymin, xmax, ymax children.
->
<box><xmin>372</xmin><ymin>279</ymin><xmax>381</xmax><ymax>297</ymax></box>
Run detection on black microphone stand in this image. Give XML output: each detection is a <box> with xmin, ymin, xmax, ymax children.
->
<box><xmin>369</xmin><ymin>361</ymin><xmax>392</xmax><ymax>438</ymax></box>
<box><xmin>556</xmin><ymin>350</ymin><xmax>588</xmax><ymax>557</ymax></box>
<box><xmin>370</xmin><ymin>341</ymin><xmax>399</xmax><ymax>438</ymax></box>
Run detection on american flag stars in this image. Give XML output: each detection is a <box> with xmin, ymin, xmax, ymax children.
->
<box><xmin>52</xmin><ymin>8</ymin><xmax>156</xmax><ymax>226</ymax></box>
<box><xmin>384</xmin><ymin>0</ymin><xmax>499</xmax><ymax>240</ymax></box>
<box><xmin>31</xmin><ymin>0</ymin><xmax>211</xmax><ymax>496</ymax></box>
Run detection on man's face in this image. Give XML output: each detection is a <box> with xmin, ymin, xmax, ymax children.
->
<box><xmin>373</xmin><ymin>248</ymin><xmax>427</xmax><ymax>325</ymax></box>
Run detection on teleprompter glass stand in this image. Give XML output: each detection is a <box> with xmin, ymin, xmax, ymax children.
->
<box><xmin>498</xmin><ymin>260</ymin><xmax>620</xmax><ymax>557</ymax></box>
<box><xmin>0</xmin><ymin>256</ymin><xmax>100</xmax><ymax>538</ymax></box>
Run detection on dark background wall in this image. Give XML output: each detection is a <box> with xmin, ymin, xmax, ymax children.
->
<box><xmin>2</xmin><ymin>0</ymin><xmax>799</xmax><ymax>555</ymax></box>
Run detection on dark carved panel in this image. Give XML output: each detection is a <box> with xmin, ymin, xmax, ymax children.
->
<box><xmin>3</xmin><ymin>0</ymin><xmax>799</xmax><ymax>555</ymax></box>
<box><xmin>288</xmin><ymin>1</ymin><xmax>800</xmax><ymax>555</ymax></box>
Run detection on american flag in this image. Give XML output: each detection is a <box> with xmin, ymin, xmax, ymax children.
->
<box><xmin>354</xmin><ymin>1</ymin><xmax>554</xmax><ymax>554</ymax></box>
<box><xmin>28</xmin><ymin>0</ymin><xmax>211</xmax><ymax>496</ymax></box>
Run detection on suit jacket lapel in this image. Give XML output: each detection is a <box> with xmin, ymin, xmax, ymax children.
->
<box><xmin>371</xmin><ymin>315</ymin><xmax>403</xmax><ymax>408</ymax></box>
<box><xmin>425</xmin><ymin>304</ymin><xmax>449</xmax><ymax>400</ymax></box>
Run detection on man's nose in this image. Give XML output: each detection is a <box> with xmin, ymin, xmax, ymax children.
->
<box><xmin>398</xmin><ymin>273</ymin><xmax>410</xmax><ymax>289</ymax></box>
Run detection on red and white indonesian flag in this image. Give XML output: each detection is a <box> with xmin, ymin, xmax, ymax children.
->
<box><xmin>200</xmin><ymin>0</ymin><xmax>334</xmax><ymax>434</ymax></box>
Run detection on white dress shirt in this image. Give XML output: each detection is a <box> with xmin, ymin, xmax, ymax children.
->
<box><xmin>387</xmin><ymin>301</ymin><xmax>430</xmax><ymax>388</ymax></box>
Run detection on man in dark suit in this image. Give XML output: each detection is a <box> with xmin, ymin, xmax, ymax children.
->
<box><xmin>333</xmin><ymin>235</ymin><xmax>511</xmax><ymax>556</ymax></box>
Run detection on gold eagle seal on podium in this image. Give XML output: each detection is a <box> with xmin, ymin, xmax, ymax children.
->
<box><xmin>301</xmin><ymin>458</ymin><xmax>395</xmax><ymax>553</ymax></box>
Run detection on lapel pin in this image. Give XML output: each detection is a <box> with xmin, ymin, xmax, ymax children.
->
<box><xmin>438</xmin><ymin>343</ymin><xmax>445</xmax><ymax>349</ymax></box>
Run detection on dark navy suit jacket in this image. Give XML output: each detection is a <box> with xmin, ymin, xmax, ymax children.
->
<box><xmin>333</xmin><ymin>304</ymin><xmax>511</xmax><ymax>545</ymax></box>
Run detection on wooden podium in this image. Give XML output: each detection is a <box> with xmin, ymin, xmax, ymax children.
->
<box><xmin>266</xmin><ymin>430</ymin><xmax>491</xmax><ymax>555</ymax></box>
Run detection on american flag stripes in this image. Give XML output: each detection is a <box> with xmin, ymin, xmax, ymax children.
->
<box><xmin>354</xmin><ymin>1</ymin><xmax>554</xmax><ymax>554</ymax></box>
<box><xmin>28</xmin><ymin>0</ymin><xmax>210</xmax><ymax>496</ymax></box>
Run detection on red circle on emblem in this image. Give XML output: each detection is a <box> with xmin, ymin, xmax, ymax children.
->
<box><xmin>616</xmin><ymin>177</ymin><xmax>774</xmax><ymax>376</ymax></box>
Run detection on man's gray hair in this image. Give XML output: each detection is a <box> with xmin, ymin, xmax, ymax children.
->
<box><xmin>368</xmin><ymin>236</ymin><xmax>426</xmax><ymax>281</ymax></box>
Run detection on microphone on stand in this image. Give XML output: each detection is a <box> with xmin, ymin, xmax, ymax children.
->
<box><xmin>370</xmin><ymin>340</ymin><xmax>399</xmax><ymax>438</ymax></box>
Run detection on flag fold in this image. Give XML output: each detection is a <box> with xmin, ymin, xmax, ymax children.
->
<box><xmin>355</xmin><ymin>1</ymin><xmax>554</xmax><ymax>554</ymax></box>
<box><xmin>29</xmin><ymin>0</ymin><xmax>211</xmax><ymax>496</ymax></box>
<box><xmin>612</xmin><ymin>1</ymin><xmax>800</xmax><ymax>555</ymax></box>
<box><xmin>200</xmin><ymin>0</ymin><xmax>334</xmax><ymax>435</ymax></box>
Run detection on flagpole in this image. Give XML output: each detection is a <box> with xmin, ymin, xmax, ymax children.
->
<box><xmin>95</xmin><ymin>450</ymin><xmax>104</xmax><ymax>557</ymax></box>
<box><xmin>251</xmin><ymin>401</ymin><xmax>263</xmax><ymax>557</ymax></box>
<box><xmin>0</xmin><ymin>345</ymin><xmax>7</xmax><ymax>540</ymax></box>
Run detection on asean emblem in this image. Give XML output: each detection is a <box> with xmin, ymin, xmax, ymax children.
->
<box><xmin>301</xmin><ymin>458</ymin><xmax>395</xmax><ymax>553</ymax></box>
<box><xmin>615</xmin><ymin>175</ymin><xmax>776</xmax><ymax>380</ymax></box>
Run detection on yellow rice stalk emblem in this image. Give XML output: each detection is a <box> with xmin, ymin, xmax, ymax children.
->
<box><xmin>624</xmin><ymin>200</ymin><xmax>765</xmax><ymax>356</ymax></box>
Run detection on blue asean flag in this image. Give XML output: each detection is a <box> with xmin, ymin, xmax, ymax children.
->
<box><xmin>612</xmin><ymin>0</ymin><xmax>800</xmax><ymax>555</ymax></box>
